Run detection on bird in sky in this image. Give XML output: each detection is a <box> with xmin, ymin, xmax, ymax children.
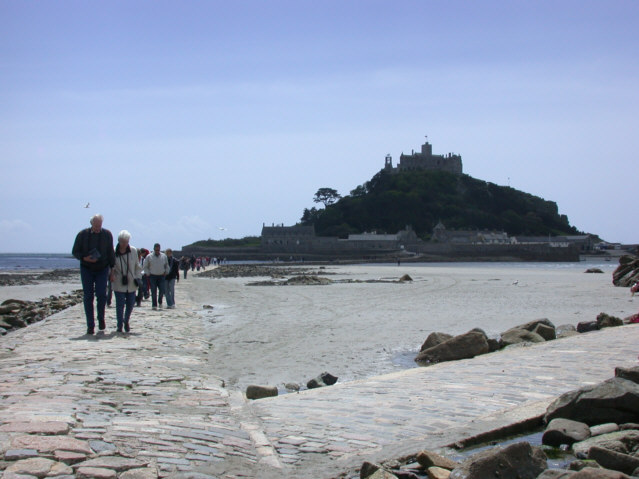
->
<box><xmin>218</xmin><ymin>227</ymin><xmax>227</xmax><ymax>231</ymax></box>
<box><xmin>84</xmin><ymin>202</ymin><xmax>90</xmax><ymax>208</ymax></box>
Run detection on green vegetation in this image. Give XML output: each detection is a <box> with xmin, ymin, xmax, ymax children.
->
<box><xmin>301</xmin><ymin>170</ymin><xmax>581</xmax><ymax>239</ymax></box>
<box><xmin>187</xmin><ymin>236</ymin><xmax>261</xmax><ymax>248</ymax></box>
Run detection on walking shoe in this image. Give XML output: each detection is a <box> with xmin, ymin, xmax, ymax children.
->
<box><xmin>116</xmin><ymin>327</ymin><xmax>122</xmax><ymax>333</ymax></box>
<box><xmin>87</xmin><ymin>328</ymin><xmax>94</xmax><ymax>335</ymax></box>
<box><xmin>124</xmin><ymin>322</ymin><xmax>130</xmax><ymax>333</ymax></box>
<box><xmin>152</xmin><ymin>306</ymin><xmax>157</xmax><ymax>310</ymax></box>
<box><xmin>98</xmin><ymin>320</ymin><xmax>106</xmax><ymax>330</ymax></box>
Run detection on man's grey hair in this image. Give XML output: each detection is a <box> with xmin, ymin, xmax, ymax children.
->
<box><xmin>118</xmin><ymin>230</ymin><xmax>131</xmax><ymax>242</ymax></box>
<box><xmin>90</xmin><ymin>214</ymin><xmax>104</xmax><ymax>225</ymax></box>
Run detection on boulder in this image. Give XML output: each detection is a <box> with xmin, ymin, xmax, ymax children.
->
<box><xmin>420</xmin><ymin>332</ymin><xmax>454</xmax><ymax>351</ymax></box>
<box><xmin>545</xmin><ymin>378</ymin><xmax>639</xmax><ymax>426</ymax></box>
<box><xmin>588</xmin><ymin>446</ymin><xmax>639</xmax><ymax>475</ymax></box>
<box><xmin>615</xmin><ymin>366</ymin><xmax>639</xmax><ymax>385</ymax></box>
<box><xmin>399</xmin><ymin>274</ymin><xmax>413</xmax><ymax>282</ymax></box>
<box><xmin>500</xmin><ymin>329</ymin><xmax>545</xmax><ymax>347</ymax></box>
<box><xmin>597</xmin><ymin>313</ymin><xmax>624</xmax><ymax>329</ymax></box>
<box><xmin>506</xmin><ymin>318</ymin><xmax>555</xmax><ymax>333</ymax></box>
<box><xmin>416</xmin><ymin>450</ymin><xmax>459</xmax><ymax>470</ymax></box>
<box><xmin>448</xmin><ymin>441</ymin><xmax>547</xmax><ymax>479</ymax></box>
<box><xmin>245</xmin><ymin>385</ymin><xmax>278</xmax><ymax>400</ymax></box>
<box><xmin>557</xmin><ymin>324</ymin><xmax>580</xmax><ymax>339</ymax></box>
<box><xmin>533</xmin><ymin>323</ymin><xmax>557</xmax><ymax>341</ymax></box>
<box><xmin>307</xmin><ymin>372</ymin><xmax>338</xmax><ymax>389</ymax></box>
<box><xmin>360</xmin><ymin>461</ymin><xmax>381</xmax><ymax>478</ymax></box>
<box><xmin>415</xmin><ymin>331</ymin><xmax>489</xmax><ymax>365</ymax></box>
<box><xmin>585</xmin><ymin>268</ymin><xmax>604</xmax><ymax>274</ymax></box>
<box><xmin>577</xmin><ymin>321</ymin><xmax>599</xmax><ymax>333</ymax></box>
<box><xmin>542</xmin><ymin>418</ymin><xmax>591</xmax><ymax>446</ymax></box>
<box><xmin>569</xmin><ymin>460</ymin><xmax>602</xmax><ymax>471</ymax></box>
<box><xmin>427</xmin><ymin>466</ymin><xmax>451</xmax><ymax>479</ymax></box>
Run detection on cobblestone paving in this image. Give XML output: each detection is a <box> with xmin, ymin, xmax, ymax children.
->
<box><xmin>1</xmin><ymin>280</ymin><xmax>637</xmax><ymax>478</ymax></box>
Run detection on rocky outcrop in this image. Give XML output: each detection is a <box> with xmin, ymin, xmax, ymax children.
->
<box><xmin>596</xmin><ymin>313</ymin><xmax>624</xmax><ymax>329</ymax></box>
<box><xmin>0</xmin><ymin>292</ymin><xmax>83</xmax><ymax>335</ymax></box>
<box><xmin>448</xmin><ymin>441</ymin><xmax>547</xmax><ymax>479</ymax></box>
<box><xmin>500</xmin><ymin>319</ymin><xmax>556</xmax><ymax>347</ymax></box>
<box><xmin>415</xmin><ymin>331</ymin><xmax>489</xmax><ymax>365</ymax></box>
<box><xmin>612</xmin><ymin>255</ymin><xmax>639</xmax><ymax>287</ymax></box>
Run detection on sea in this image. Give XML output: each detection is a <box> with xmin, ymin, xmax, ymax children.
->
<box><xmin>0</xmin><ymin>253</ymin><xmax>79</xmax><ymax>271</ymax></box>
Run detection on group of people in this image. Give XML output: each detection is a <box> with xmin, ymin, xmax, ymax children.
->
<box><xmin>72</xmin><ymin>214</ymin><xmax>181</xmax><ymax>335</ymax></box>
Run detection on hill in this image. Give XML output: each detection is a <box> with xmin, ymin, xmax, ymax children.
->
<box><xmin>300</xmin><ymin>169</ymin><xmax>582</xmax><ymax>239</ymax></box>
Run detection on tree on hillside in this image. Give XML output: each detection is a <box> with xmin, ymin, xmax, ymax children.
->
<box><xmin>313</xmin><ymin>187</ymin><xmax>341</xmax><ymax>207</ymax></box>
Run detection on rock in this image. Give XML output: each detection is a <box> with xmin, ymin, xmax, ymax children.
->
<box><xmin>307</xmin><ymin>372</ymin><xmax>338</xmax><ymax>389</ymax></box>
<box><xmin>619</xmin><ymin>423</ymin><xmax>639</xmax><ymax>430</ymax></box>
<box><xmin>245</xmin><ymin>385</ymin><xmax>278</xmax><ymax>400</ymax></box>
<box><xmin>284</xmin><ymin>382</ymin><xmax>300</xmax><ymax>392</ymax></box>
<box><xmin>448</xmin><ymin>441</ymin><xmax>547</xmax><ymax>479</ymax></box>
<box><xmin>597</xmin><ymin>313</ymin><xmax>624</xmax><ymax>329</ymax></box>
<box><xmin>487</xmin><ymin>338</ymin><xmax>501</xmax><ymax>352</ymax></box>
<box><xmin>537</xmin><ymin>470</ymin><xmax>575</xmax><ymax>478</ymax></box>
<box><xmin>500</xmin><ymin>328</ymin><xmax>546</xmax><ymax>347</ymax></box>
<box><xmin>570</xmin><ymin>460</ymin><xmax>602</xmax><ymax>471</ymax></box>
<box><xmin>202</xmin><ymin>304</ymin><xmax>214</xmax><ymax>309</ymax></box>
<box><xmin>3</xmin><ymin>448</ymin><xmax>39</xmax><ymax>461</ymax></box>
<box><xmin>11</xmin><ymin>435</ymin><xmax>92</xmax><ymax>454</ymax></box>
<box><xmin>76</xmin><ymin>466</ymin><xmax>117</xmax><ymax>479</ymax></box>
<box><xmin>0</xmin><ymin>421</ymin><xmax>70</xmax><ymax>435</ymax></box>
<box><xmin>399</xmin><ymin>274</ymin><xmax>413</xmax><ymax>282</ymax></box>
<box><xmin>612</xmin><ymin>255</ymin><xmax>639</xmax><ymax>287</ymax></box>
<box><xmin>415</xmin><ymin>331</ymin><xmax>489</xmax><ymax>365</ymax></box>
<box><xmin>427</xmin><ymin>466</ymin><xmax>451</xmax><ymax>479</ymax></box>
<box><xmin>615</xmin><ymin>366</ymin><xmax>639</xmax><ymax>385</ymax></box>
<box><xmin>508</xmin><ymin>318</ymin><xmax>555</xmax><ymax>333</ymax></box>
<box><xmin>545</xmin><ymin>378</ymin><xmax>639</xmax><ymax>426</ymax></box>
<box><xmin>420</xmin><ymin>332</ymin><xmax>454</xmax><ymax>351</ymax></box>
<box><xmin>417</xmin><ymin>450</ymin><xmax>459</xmax><ymax>470</ymax></box>
<box><xmin>572</xmin><ymin>430</ymin><xmax>639</xmax><ymax>458</ymax></box>
<box><xmin>119</xmin><ymin>468</ymin><xmax>159</xmax><ymax>479</ymax></box>
<box><xmin>588</xmin><ymin>446</ymin><xmax>639</xmax><ymax>475</ymax></box>
<box><xmin>3</xmin><ymin>457</ymin><xmax>60</xmax><ymax>477</ymax></box>
<box><xmin>570</xmin><ymin>468</ymin><xmax>631</xmax><ymax>478</ymax></box>
<box><xmin>557</xmin><ymin>324</ymin><xmax>577</xmax><ymax>334</ymax></box>
<box><xmin>542</xmin><ymin>418</ymin><xmax>591</xmax><ymax>446</ymax></box>
<box><xmin>89</xmin><ymin>440</ymin><xmax>117</xmax><ymax>454</ymax></box>
<box><xmin>73</xmin><ymin>456</ymin><xmax>147</xmax><ymax>471</ymax></box>
<box><xmin>577</xmin><ymin>321</ymin><xmax>599</xmax><ymax>333</ymax></box>
<box><xmin>54</xmin><ymin>450</ymin><xmax>87</xmax><ymax>464</ymax></box>
<box><xmin>1</xmin><ymin>298</ymin><xmax>27</xmax><ymax>305</ymax></box>
<box><xmin>533</xmin><ymin>323</ymin><xmax>557</xmax><ymax>341</ymax></box>
<box><xmin>360</xmin><ymin>461</ymin><xmax>381</xmax><ymax>478</ymax></box>
<box><xmin>591</xmin><ymin>424</ymin><xmax>620</xmax><ymax>437</ymax></box>
<box><xmin>585</xmin><ymin>268</ymin><xmax>604</xmax><ymax>273</ymax></box>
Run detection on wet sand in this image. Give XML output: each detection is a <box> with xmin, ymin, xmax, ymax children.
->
<box><xmin>184</xmin><ymin>262</ymin><xmax>636</xmax><ymax>391</ymax></box>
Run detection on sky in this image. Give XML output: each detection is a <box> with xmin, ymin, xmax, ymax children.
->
<box><xmin>1</xmin><ymin>0</ymin><xmax>638</xmax><ymax>253</ymax></box>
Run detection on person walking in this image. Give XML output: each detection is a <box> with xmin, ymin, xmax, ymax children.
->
<box><xmin>164</xmin><ymin>248</ymin><xmax>180</xmax><ymax>309</ymax></box>
<box><xmin>72</xmin><ymin>214</ymin><xmax>115</xmax><ymax>335</ymax></box>
<box><xmin>110</xmin><ymin>230</ymin><xmax>142</xmax><ymax>332</ymax></box>
<box><xmin>143</xmin><ymin>243</ymin><xmax>169</xmax><ymax>310</ymax></box>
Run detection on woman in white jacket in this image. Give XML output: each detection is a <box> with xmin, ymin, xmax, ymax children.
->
<box><xmin>110</xmin><ymin>230</ymin><xmax>142</xmax><ymax>333</ymax></box>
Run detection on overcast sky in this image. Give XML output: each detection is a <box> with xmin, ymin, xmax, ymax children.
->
<box><xmin>1</xmin><ymin>1</ymin><xmax>637</xmax><ymax>253</ymax></box>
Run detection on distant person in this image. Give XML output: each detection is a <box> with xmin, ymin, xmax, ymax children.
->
<box><xmin>136</xmin><ymin>248</ymin><xmax>150</xmax><ymax>306</ymax></box>
<box><xmin>180</xmin><ymin>256</ymin><xmax>190</xmax><ymax>279</ymax></box>
<box><xmin>164</xmin><ymin>248</ymin><xmax>180</xmax><ymax>309</ymax></box>
<box><xmin>143</xmin><ymin>243</ymin><xmax>169</xmax><ymax>310</ymax></box>
<box><xmin>72</xmin><ymin>214</ymin><xmax>115</xmax><ymax>335</ymax></box>
<box><xmin>110</xmin><ymin>230</ymin><xmax>142</xmax><ymax>332</ymax></box>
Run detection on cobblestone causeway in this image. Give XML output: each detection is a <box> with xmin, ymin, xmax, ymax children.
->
<box><xmin>1</xmin><ymin>281</ymin><xmax>637</xmax><ymax>478</ymax></box>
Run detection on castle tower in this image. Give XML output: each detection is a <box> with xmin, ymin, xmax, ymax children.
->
<box><xmin>384</xmin><ymin>154</ymin><xmax>393</xmax><ymax>170</ymax></box>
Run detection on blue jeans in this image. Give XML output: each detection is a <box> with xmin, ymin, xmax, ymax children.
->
<box><xmin>80</xmin><ymin>265</ymin><xmax>109</xmax><ymax>330</ymax></box>
<box><xmin>148</xmin><ymin>275</ymin><xmax>165</xmax><ymax>308</ymax></box>
<box><xmin>165</xmin><ymin>278</ymin><xmax>176</xmax><ymax>307</ymax></box>
<box><xmin>114</xmin><ymin>291</ymin><xmax>136</xmax><ymax>329</ymax></box>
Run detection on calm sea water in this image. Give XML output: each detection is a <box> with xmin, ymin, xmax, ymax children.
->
<box><xmin>0</xmin><ymin>254</ymin><xmax>79</xmax><ymax>271</ymax></box>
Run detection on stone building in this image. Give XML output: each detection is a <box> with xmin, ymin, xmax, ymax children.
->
<box><xmin>384</xmin><ymin>140</ymin><xmax>462</xmax><ymax>175</ymax></box>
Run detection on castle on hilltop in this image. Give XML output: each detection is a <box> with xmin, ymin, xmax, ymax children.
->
<box><xmin>384</xmin><ymin>139</ymin><xmax>463</xmax><ymax>175</ymax></box>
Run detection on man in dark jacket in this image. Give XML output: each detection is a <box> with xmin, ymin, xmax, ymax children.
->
<box><xmin>164</xmin><ymin>248</ymin><xmax>180</xmax><ymax>309</ymax></box>
<box><xmin>72</xmin><ymin>214</ymin><xmax>115</xmax><ymax>335</ymax></box>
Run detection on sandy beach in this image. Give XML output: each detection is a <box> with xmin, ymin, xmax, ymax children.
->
<box><xmin>181</xmin><ymin>261</ymin><xmax>635</xmax><ymax>392</ymax></box>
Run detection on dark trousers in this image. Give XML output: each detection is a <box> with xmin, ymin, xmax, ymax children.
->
<box><xmin>149</xmin><ymin>275</ymin><xmax>165</xmax><ymax>308</ymax></box>
<box><xmin>80</xmin><ymin>265</ymin><xmax>109</xmax><ymax>330</ymax></box>
<box><xmin>114</xmin><ymin>291</ymin><xmax>136</xmax><ymax>329</ymax></box>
